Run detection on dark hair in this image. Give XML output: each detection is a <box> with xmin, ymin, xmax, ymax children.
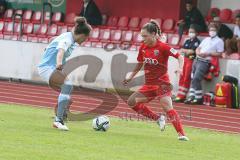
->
<box><xmin>186</xmin><ymin>0</ymin><xmax>193</xmax><ymax>5</ymax></box>
<box><xmin>208</xmin><ymin>23</ymin><xmax>218</xmax><ymax>30</ymax></box>
<box><xmin>142</xmin><ymin>19</ymin><xmax>161</xmax><ymax>36</ymax></box>
<box><xmin>189</xmin><ymin>24</ymin><xmax>198</xmax><ymax>33</ymax></box>
<box><xmin>74</xmin><ymin>17</ymin><xmax>92</xmax><ymax>36</ymax></box>
<box><xmin>236</xmin><ymin>14</ymin><xmax>240</xmax><ymax>19</ymax></box>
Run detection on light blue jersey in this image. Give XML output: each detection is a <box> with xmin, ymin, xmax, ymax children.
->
<box><xmin>38</xmin><ymin>32</ymin><xmax>78</xmax><ymax>68</ymax></box>
<box><xmin>37</xmin><ymin>32</ymin><xmax>79</xmax><ymax>125</ymax></box>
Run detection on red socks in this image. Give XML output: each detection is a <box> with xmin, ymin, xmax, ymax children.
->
<box><xmin>132</xmin><ymin>104</ymin><xmax>185</xmax><ymax>136</ymax></box>
<box><xmin>167</xmin><ymin>109</ymin><xmax>185</xmax><ymax>136</ymax></box>
<box><xmin>132</xmin><ymin>103</ymin><xmax>160</xmax><ymax>121</ymax></box>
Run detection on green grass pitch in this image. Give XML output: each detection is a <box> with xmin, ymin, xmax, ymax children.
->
<box><xmin>0</xmin><ymin>104</ymin><xmax>239</xmax><ymax>160</ymax></box>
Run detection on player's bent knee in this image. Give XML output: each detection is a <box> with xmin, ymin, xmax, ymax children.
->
<box><xmin>160</xmin><ymin>96</ymin><xmax>173</xmax><ymax>111</ymax></box>
<box><xmin>61</xmin><ymin>83</ymin><xmax>73</xmax><ymax>95</ymax></box>
<box><xmin>127</xmin><ymin>98</ymin><xmax>136</xmax><ymax>107</ymax></box>
<box><xmin>59</xmin><ymin>93</ymin><xmax>71</xmax><ymax>101</ymax></box>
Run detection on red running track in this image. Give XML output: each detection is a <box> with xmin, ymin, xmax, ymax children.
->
<box><xmin>0</xmin><ymin>80</ymin><xmax>240</xmax><ymax>134</ymax></box>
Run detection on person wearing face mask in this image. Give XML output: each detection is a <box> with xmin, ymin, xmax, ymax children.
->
<box><xmin>184</xmin><ymin>24</ymin><xmax>224</xmax><ymax>105</ymax></box>
<box><xmin>174</xmin><ymin>25</ymin><xmax>200</xmax><ymax>103</ymax></box>
<box><xmin>80</xmin><ymin>0</ymin><xmax>102</xmax><ymax>26</ymax></box>
<box><xmin>212</xmin><ymin>16</ymin><xmax>233</xmax><ymax>41</ymax></box>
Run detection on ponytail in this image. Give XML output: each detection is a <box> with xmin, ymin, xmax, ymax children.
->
<box><xmin>150</xmin><ymin>19</ymin><xmax>161</xmax><ymax>36</ymax></box>
<box><xmin>73</xmin><ymin>16</ymin><xmax>92</xmax><ymax>35</ymax></box>
<box><xmin>142</xmin><ymin>19</ymin><xmax>161</xmax><ymax>38</ymax></box>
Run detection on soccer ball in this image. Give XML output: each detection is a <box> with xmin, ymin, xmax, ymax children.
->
<box><xmin>92</xmin><ymin>115</ymin><xmax>110</xmax><ymax>131</ymax></box>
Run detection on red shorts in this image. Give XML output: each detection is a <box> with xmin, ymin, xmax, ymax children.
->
<box><xmin>138</xmin><ymin>83</ymin><xmax>172</xmax><ymax>100</ymax></box>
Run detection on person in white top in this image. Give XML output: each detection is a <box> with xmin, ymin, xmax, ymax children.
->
<box><xmin>225</xmin><ymin>15</ymin><xmax>240</xmax><ymax>55</ymax></box>
<box><xmin>185</xmin><ymin>24</ymin><xmax>224</xmax><ymax>105</ymax></box>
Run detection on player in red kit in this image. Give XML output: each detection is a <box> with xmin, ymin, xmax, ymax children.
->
<box><xmin>123</xmin><ymin>20</ymin><xmax>189</xmax><ymax>141</ymax></box>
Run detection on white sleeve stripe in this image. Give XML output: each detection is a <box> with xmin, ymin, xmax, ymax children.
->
<box><xmin>170</xmin><ymin>48</ymin><xmax>178</xmax><ymax>55</ymax></box>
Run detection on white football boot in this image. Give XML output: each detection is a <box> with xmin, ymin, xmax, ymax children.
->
<box><xmin>178</xmin><ymin>135</ymin><xmax>189</xmax><ymax>141</ymax></box>
<box><xmin>157</xmin><ymin>114</ymin><xmax>166</xmax><ymax>131</ymax></box>
<box><xmin>53</xmin><ymin>121</ymin><xmax>69</xmax><ymax>131</ymax></box>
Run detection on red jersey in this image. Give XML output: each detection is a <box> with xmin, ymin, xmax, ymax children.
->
<box><xmin>137</xmin><ymin>40</ymin><xmax>180</xmax><ymax>85</ymax></box>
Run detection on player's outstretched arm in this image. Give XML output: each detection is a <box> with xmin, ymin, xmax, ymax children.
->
<box><xmin>123</xmin><ymin>62</ymin><xmax>143</xmax><ymax>85</ymax></box>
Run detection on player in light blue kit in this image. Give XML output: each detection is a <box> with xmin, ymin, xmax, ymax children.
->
<box><xmin>38</xmin><ymin>17</ymin><xmax>92</xmax><ymax>131</ymax></box>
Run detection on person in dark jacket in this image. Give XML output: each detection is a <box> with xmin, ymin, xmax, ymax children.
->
<box><xmin>80</xmin><ymin>0</ymin><xmax>102</xmax><ymax>26</ymax></box>
<box><xmin>174</xmin><ymin>25</ymin><xmax>201</xmax><ymax>103</ymax></box>
<box><xmin>0</xmin><ymin>0</ymin><xmax>7</xmax><ymax>18</ymax></box>
<box><xmin>178</xmin><ymin>0</ymin><xmax>207</xmax><ymax>38</ymax></box>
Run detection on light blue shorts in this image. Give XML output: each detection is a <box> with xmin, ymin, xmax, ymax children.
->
<box><xmin>38</xmin><ymin>66</ymin><xmax>72</xmax><ymax>87</ymax></box>
<box><xmin>38</xmin><ymin>66</ymin><xmax>55</xmax><ymax>84</ymax></box>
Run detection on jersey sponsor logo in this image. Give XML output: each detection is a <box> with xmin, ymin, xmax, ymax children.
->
<box><xmin>170</xmin><ymin>48</ymin><xmax>178</xmax><ymax>55</ymax></box>
<box><xmin>143</xmin><ymin>58</ymin><xmax>159</xmax><ymax>65</ymax></box>
<box><xmin>194</xmin><ymin>42</ymin><xmax>199</xmax><ymax>47</ymax></box>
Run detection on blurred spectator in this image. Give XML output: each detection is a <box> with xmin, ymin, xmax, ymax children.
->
<box><xmin>174</xmin><ymin>25</ymin><xmax>200</xmax><ymax>103</ymax></box>
<box><xmin>225</xmin><ymin>14</ymin><xmax>240</xmax><ymax>55</ymax></box>
<box><xmin>212</xmin><ymin>16</ymin><xmax>233</xmax><ymax>40</ymax></box>
<box><xmin>178</xmin><ymin>0</ymin><xmax>207</xmax><ymax>38</ymax></box>
<box><xmin>80</xmin><ymin>0</ymin><xmax>102</xmax><ymax>26</ymax></box>
<box><xmin>184</xmin><ymin>24</ymin><xmax>224</xmax><ymax>105</ymax></box>
<box><xmin>0</xmin><ymin>0</ymin><xmax>7</xmax><ymax>18</ymax></box>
